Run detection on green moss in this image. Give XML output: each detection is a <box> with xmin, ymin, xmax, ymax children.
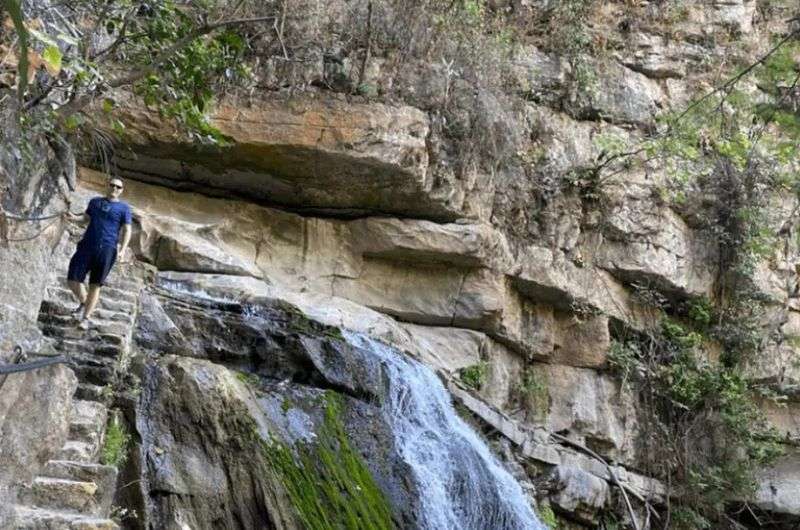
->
<box><xmin>101</xmin><ymin>412</ymin><xmax>131</xmax><ymax>468</ymax></box>
<box><xmin>536</xmin><ymin>503</ymin><xmax>558</xmax><ymax>529</ymax></box>
<box><xmin>285</xmin><ymin>307</ymin><xmax>345</xmax><ymax>341</ymax></box>
<box><xmin>235</xmin><ymin>371</ymin><xmax>260</xmax><ymax>386</ymax></box>
<box><xmin>262</xmin><ymin>393</ymin><xmax>394</xmax><ymax>530</ymax></box>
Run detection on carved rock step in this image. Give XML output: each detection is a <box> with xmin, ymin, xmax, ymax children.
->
<box><xmin>103</xmin><ymin>277</ymin><xmax>142</xmax><ymax>292</ymax></box>
<box><xmin>40</xmin><ymin>320</ymin><xmax>130</xmax><ymax>339</ymax></box>
<box><xmin>75</xmin><ymin>383</ymin><xmax>107</xmax><ymax>403</ymax></box>
<box><xmin>56</xmin><ymin>442</ymin><xmax>98</xmax><ymax>464</ymax></box>
<box><xmin>40</xmin><ymin>310</ymin><xmax>133</xmax><ymax>328</ymax></box>
<box><xmin>45</xmin><ymin>287</ymin><xmax>137</xmax><ymax>315</ymax></box>
<box><xmin>13</xmin><ymin>506</ymin><xmax>118</xmax><ymax>530</ymax></box>
<box><xmin>43</xmin><ymin>462</ymin><xmax>117</xmax><ymax>514</ymax></box>
<box><xmin>70</xmin><ymin>363</ymin><xmax>115</xmax><ymax>388</ymax></box>
<box><xmin>69</xmin><ymin>401</ymin><xmax>107</xmax><ymax>448</ymax></box>
<box><xmin>57</xmin><ymin>339</ymin><xmax>122</xmax><ymax>359</ymax></box>
<box><xmin>19</xmin><ymin>478</ymin><xmax>101</xmax><ymax>515</ymax></box>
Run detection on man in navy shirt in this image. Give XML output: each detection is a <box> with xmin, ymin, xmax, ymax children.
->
<box><xmin>67</xmin><ymin>177</ymin><xmax>133</xmax><ymax>330</ymax></box>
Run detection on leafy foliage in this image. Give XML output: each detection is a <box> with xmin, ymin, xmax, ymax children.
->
<box><xmin>610</xmin><ymin>313</ymin><xmax>785</xmax><ymax>526</ymax></box>
<box><xmin>1</xmin><ymin>0</ymin><xmax>265</xmax><ymax>142</ymax></box>
<box><xmin>458</xmin><ymin>360</ymin><xmax>488</xmax><ymax>390</ymax></box>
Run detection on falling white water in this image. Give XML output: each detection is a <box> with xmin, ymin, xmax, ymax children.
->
<box><xmin>344</xmin><ymin>331</ymin><xmax>546</xmax><ymax>530</ymax></box>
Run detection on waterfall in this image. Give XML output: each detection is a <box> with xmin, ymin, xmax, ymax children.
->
<box><xmin>345</xmin><ymin>331</ymin><xmax>546</xmax><ymax>530</ymax></box>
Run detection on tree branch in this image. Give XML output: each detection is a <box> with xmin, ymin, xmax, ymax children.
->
<box><xmin>674</xmin><ymin>29</ymin><xmax>799</xmax><ymax>124</ymax></box>
<box><xmin>3</xmin><ymin>0</ymin><xmax>29</xmax><ymax>103</ymax></box>
<box><xmin>56</xmin><ymin>14</ymin><xmax>275</xmax><ymax>120</ymax></box>
<box><xmin>550</xmin><ymin>432</ymin><xmax>659</xmax><ymax>530</ymax></box>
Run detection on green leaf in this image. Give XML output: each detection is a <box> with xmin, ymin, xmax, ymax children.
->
<box><xmin>27</xmin><ymin>27</ymin><xmax>59</xmax><ymax>48</ymax></box>
<box><xmin>102</xmin><ymin>98</ymin><xmax>115</xmax><ymax>113</ymax></box>
<box><xmin>41</xmin><ymin>45</ymin><xmax>62</xmax><ymax>75</ymax></box>
<box><xmin>112</xmin><ymin>119</ymin><xmax>126</xmax><ymax>136</ymax></box>
<box><xmin>64</xmin><ymin>114</ymin><xmax>81</xmax><ymax>131</ymax></box>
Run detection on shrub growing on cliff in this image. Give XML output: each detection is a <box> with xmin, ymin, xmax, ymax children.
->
<box><xmin>101</xmin><ymin>411</ymin><xmax>131</xmax><ymax>468</ymax></box>
<box><xmin>459</xmin><ymin>360</ymin><xmax>488</xmax><ymax>391</ymax></box>
<box><xmin>1</xmin><ymin>0</ymin><xmax>269</xmax><ymax>143</ymax></box>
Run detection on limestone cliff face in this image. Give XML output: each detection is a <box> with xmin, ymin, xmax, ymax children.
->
<box><xmin>3</xmin><ymin>1</ymin><xmax>800</xmax><ymax>529</ymax></box>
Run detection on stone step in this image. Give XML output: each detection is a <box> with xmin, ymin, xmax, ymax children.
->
<box><xmin>13</xmin><ymin>505</ymin><xmax>118</xmax><ymax>530</ymax></box>
<box><xmin>40</xmin><ymin>309</ymin><xmax>133</xmax><ymax>328</ymax></box>
<box><xmin>70</xmin><ymin>362</ymin><xmax>115</xmax><ymax>388</ymax></box>
<box><xmin>56</xmin><ymin>442</ymin><xmax>97</xmax><ymax>464</ymax></box>
<box><xmin>19</xmin><ymin>478</ymin><xmax>101</xmax><ymax>515</ymax></box>
<box><xmin>39</xmin><ymin>322</ymin><xmax>130</xmax><ymax>344</ymax></box>
<box><xmin>104</xmin><ymin>277</ymin><xmax>142</xmax><ymax>292</ymax></box>
<box><xmin>96</xmin><ymin>287</ymin><xmax>138</xmax><ymax>306</ymax></box>
<box><xmin>45</xmin><ymin>288</ymin><xmax>136</xmax><ymax>315</ymax></box>
<box><xmin>75</xmin><ymin>384</ymin><xmax>107</xmax><ymax>403</ymax></box>
<box><xmin>57</xmin><ymin>339</ymin><xmax>122</xmax><ymax>359</ymax></box>
<box><xmin>42</xmin><ymin>462</ymin><xmax>117</xmax><ymax>513</ymax></box>
<box><xmin>43</xmin><ymin>461</ymin><xmax>117</xmax><ymax>490</ymax></box>
<box><xmin>69</xmin><ymin>401</ymin><xmax>107</xmax><ymax>447</ymax></box>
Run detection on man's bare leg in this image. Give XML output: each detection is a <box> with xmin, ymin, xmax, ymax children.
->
<box><xmin>67</xmin><ymin>280</ymin><xmax>87</xmax><ymax>313</ymax></box>
<box><xmin>82</xmin><ymin>284</ymin><xmax>102</xmax><ymax>321</ymax></box>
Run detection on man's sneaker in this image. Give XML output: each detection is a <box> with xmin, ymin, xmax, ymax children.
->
<box><xmin>71</xmin><ymin>303</ymin><xmax>85</xmax><ymax>317</ymax></box>
<box><xmin>77</xmin><ymin>318</ymin><xmax>92</xmax><ymax>330</ymax></box>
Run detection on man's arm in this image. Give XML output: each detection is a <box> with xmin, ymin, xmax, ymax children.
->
<box><xmin>68</xmin><ymin>198</ymin><xmax>93</xmax><ymax>223</ymax></box>
<box><xmin>118</xmin><ymin>204</ymin><xmax>133</xmax><ymax>259</ymax></box>
<box><xmin>118</xmin><ymin>223</ymin><xmax>132</xmax><ymax>255</ymax></box>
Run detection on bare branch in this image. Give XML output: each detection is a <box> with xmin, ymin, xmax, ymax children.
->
<box><xmin>91</xmin><ymin>6</ymin><xmax>138</xmax><ymax>62</ymax></box>
<box><xmin>550</xmin><ymin>432</ymin><xmax>659</xmax><ymax>530</ymax></box>
<box><xmin>674</xmin><ymin>29</ymin><xmax>799</xmax><ymax>124</ymax></box>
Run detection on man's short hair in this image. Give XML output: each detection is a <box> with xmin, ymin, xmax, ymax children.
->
<box><xmin>109</xmin><ymin>177</ymin><xmax>124</xmax><ymax>186</ymax></box>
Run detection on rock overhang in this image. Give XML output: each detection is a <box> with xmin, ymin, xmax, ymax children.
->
<box><xmin>100</xmin><ymin>97</ymin><xmax>467</xmax><ymax>221</ymax></box>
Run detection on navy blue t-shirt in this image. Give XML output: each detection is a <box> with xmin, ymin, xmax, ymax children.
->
<box><xmin>79</xmin><ymin>197</ymin><xmax>132</xmax><ymax>250</ymax></box>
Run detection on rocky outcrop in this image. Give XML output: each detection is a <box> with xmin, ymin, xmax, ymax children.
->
<box><xmin>0</xmin><ymin>364</ymin><xmax>78</xmax><ymax>527</ymax></box>
<box><xmin>754</xmin><ymin>449</ymin><xmax>800</xmax><ymax>525</ymax></box>
<box><xmin>4</xmin><ymin>0</ymin><xmax>800</xmax><ymax>527</ymax></box>
<box><xmin>105</xmin><ymin>98</ymin><xmax>468</xmax><ymax>221</ymax></box>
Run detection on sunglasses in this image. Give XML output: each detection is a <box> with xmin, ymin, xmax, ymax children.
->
<box><xmin>109</xmin><ymin>183</ymin><xmax>123</xmax><ymax>189</ymax></box>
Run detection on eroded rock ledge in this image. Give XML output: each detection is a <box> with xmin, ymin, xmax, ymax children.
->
<box><xmin>102</xmin><ymin>97</ymin><xmax>467</xmax><ymax>221</ymax></box>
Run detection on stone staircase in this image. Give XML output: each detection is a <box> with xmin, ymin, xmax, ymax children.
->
<box><xmin>12</xmin><ymin>260</ymin><xmax>148</xmax><ymax>528</ymax></box>
<box><xmin>36</xmin><ymin>263</ymin><xmax>146</xmax><ymax>402</ymax></box>
<box><xmin>13</xmin><ymin>400</ymin><xmax>119</xmax><ymax>529</ymax></box>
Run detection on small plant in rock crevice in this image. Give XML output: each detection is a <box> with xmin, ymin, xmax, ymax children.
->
<box><xmin>514</xmin><ymin>366</ymin><xmax>549</xmax><ymax>419</ymax></box>
<box><xmin>101</xmin><ymin>411</ymin><xmax>131</xmax><ymax>468</ymax></box>
<box><xmin>459</xmin><ymin>360</ymin><xmax>489</xmax><ymax>390</ymax></box>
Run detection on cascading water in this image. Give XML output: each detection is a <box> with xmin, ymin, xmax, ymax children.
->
<box><xmin>345</xmin><ymin>331</ymin><xmax>546</xmax><ymax>530</ymax></box>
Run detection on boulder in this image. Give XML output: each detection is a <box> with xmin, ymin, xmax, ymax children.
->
<box><xmin>527</xmin><ymin>363</ymin><xmax>639</xmax><ymax>462</ymax></box>
<box><xmin>594</xmin><ymin>198</ymin><xmax>717</xmax><ymax>298</ymax></box>
<box><xmin>0</xmin><ymin>365</ymin><xmax>77</xmax><ymax>527</ymax></box>
<box><xmin>508</xmin><ymin>46</ymin><xmax>570</xmax><ymax>105</ymax></box>
<box><xmin>349</xmin><ymin>218</ymin><xmax>513</xmax><ymax>269</ymax></box>
<box><xmin>709</xmin><ymin>0</ymin><xmax>757</xmax><ymax>34</ymax></box>
<box><xmin>544</xmin><ymin>466</ymin><xmax>610</xmax><ymax>524</ymax></box>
